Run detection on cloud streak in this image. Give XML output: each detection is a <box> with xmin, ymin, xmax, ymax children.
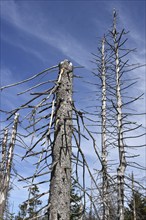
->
<box><xmin>1</xmin><ymin>0</ymin><xmax>91</xmax><ymax>69</ymax></box>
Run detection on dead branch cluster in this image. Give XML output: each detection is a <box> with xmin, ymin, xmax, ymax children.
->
<box><xmin>0</xmin><ymin>10</ymin><xmax>145</xmax><ymax>220</ymax></box>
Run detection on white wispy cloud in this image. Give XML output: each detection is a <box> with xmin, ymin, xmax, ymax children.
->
<box><xmin>1</xmin><ymin>35</ymin><xmax>46</xmax><ymax>63</ymax></box>
<box><xmin>0</xmin><ymin>68</ymin><xmax>30</xmax><ymax>111</ymax></box>
<box><xmin>1</xmin><ymin>0</ymin><xmax>91</xmax><ymax>69</ymax></box>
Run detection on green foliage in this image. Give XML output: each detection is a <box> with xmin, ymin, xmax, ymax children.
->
<box><xmin>15</xmin><ymin>185</ymin><xmax>42</xmax><ymax>220</ymax></box>
<box><xmin>9</xmin><ymin>212</ymin><xmax>15</xmax><ymax>220</ymax></box>
<box><xmin>125</xmin><ymin>191</ymin><xmax>146</xmax><ymax>220</ymax></box>
<box><xmin>70</xmin><ymin>182</ymin><xmax>82</xmax><ymax>220</ymax></box>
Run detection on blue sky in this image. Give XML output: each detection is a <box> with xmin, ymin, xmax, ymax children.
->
<box><xmin>0</xmin><ymin>0</ymin><xmax>146</xmax><ymax>216</ymax></box>
<box><xmin>1</xmin><ymin>0</ymin><xmax>145</xmax><ymax>73</ymax></box>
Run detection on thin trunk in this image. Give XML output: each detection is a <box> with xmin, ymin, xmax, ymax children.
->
<box><xmin>0</xmin><ymin>113</ymin><xmax>19</xmax><ymax>218</ymax></box>
<box><xmin>0</xmin><ymin>129</ymin><xmax>8</xmax><ymax>218</ymax></box>
<box><xmin>101</xmin><ymin>37</ymin><xmax>109</xmax><ymax>220</ymax></box>
<box><xmin>48</xmin><ymin>60</ymin><xmax>73</xmax><ymax>220</ymax></box>
<box><xmin>132</xmin><ymin>173</ymin><xmax>136</xmax><ymax>220</ymax></box>
<box><xmin>1</xmin><ymin>129</ymin><xmax>8</xmax><ymax>172</ymax></box>
<box><xmin>89</xmin><ymin>178</ymin><xmax>93</xmax><ymax>219</ymax></box>
<box><xmin>113</xmin><ymin>10</ymin><xmax>126</xmax><ymax>220</ymax></box>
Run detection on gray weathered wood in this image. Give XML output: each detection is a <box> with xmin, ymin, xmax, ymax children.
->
<box><xmin>48</xmin><ymin>60</ymin><xmax>73</xmax><ymax>220</ymax></box>
<box><xmin>101</xmin><ymin>37</ymin><xmax>109</xmax><ymax>220</ymax></box>
<box><xmin>112</xmin><ymin>10</ymin><xmax>127</xmax><ymax>220</ymax></box>
<box><xmin>0</xmin><ymin>113</ymin><xmax>19</xmax><ymax>218</ymax></box>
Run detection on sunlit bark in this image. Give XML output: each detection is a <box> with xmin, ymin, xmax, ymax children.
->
<box><xmin>0</xmin><ymin>113</ymin><xmax>19</xmax><ymax>218</ymax></box>
<box><xmin>48</xmin><ymin>60</ymin><xmax>73</xmax><ymax>220</ymax></box>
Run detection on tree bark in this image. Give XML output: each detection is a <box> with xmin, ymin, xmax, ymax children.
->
<box><xmin>48</xmin><ymin>60</ymin><xmax>73</xmax><ymax>220</ymax></box>
<box><xmin>0</xmin><ymin>113</ymin><xmax>19</xmax><ymax>219</ymax></box>
<box><xmin>112</xmin><ymin>10</ymin><xmax>127</xmax><ymax>220</ymax></box>
<box><xmin>101</xmin><ymin>37</ymin><xmax>109</xmax><ymax>220</ymax></box>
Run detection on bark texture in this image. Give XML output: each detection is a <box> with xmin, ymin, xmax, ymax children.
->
<box><xmin>0</xmin><ymin>113</ymin><xmax>19</xmax><ymax>218</ymax></box>
<box><xmin>112</xmin><ymin>11</ymin><xmax>127</xmax><ymax>220</ymax></box>
<box><xmin>48</xmin><ymin>60</ymin><xmax>73</xmax><ymax>220</ymax></box>
<box><xmin>101</xmin><ymin>37</ymin><xmax>109</xmax><ymax>220</ymax></box>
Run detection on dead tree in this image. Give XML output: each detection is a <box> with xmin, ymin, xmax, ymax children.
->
<box><xmin>1</xmin><ymin>60</ymin><xmax>93</xmax><ymax>219</ymax></box>
<box><xmin>0</xmin><ymin>60</ymin><xmax>97</xmax><ymax>219</ymax></box>
<box><xmin>91</xmin><ymin>9</ymin><xmax>145</xmax><ymax>220</ymax></box>
<box><xmin>106</xmin><ymin>10</ymin><xmax>146</xmax><ymax>220</ymax></box>
<box><xmin>112</xmin><ymin>11</ymin><xmax>127</xmax><ymax>220</ymax></box>
<box><xmin>48</xmin><ymin>60</ymin><xmax>73</xmax><ymax>219</ymax></box>
<box><xmin>100</xmin><ymin>37</ymin><xmax>110</xmax><ymax>220</ymax></box>
<box><xmin>1</xmin><ymin>12</ymin><xmax>145</xmax><ymax>218</ymax></box>
<box><xmin>92</xmin><ymin>35</ymin><xmax>113</xmax><ymax>220</ymax></box>
<box><xmin>0</xmin><ymin>113</ymin><xmax>19</xmax><ymax>218</ymax></box>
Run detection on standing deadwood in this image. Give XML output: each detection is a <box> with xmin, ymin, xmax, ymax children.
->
<box><xmin>0</xmin><ymin>128</ymin><xmax>8</xmax><ymax>181</ymax></box>
<box><xmin>0</xmin><ymin>113</ymin><xmax>19</xmax><ymax>219</ymax></box>
<box><xmin>0</xmin><ymin>129</ymin><xmax>8</xmax><ymax>213</ymax></box>
<box><xmin>101</xmin><ymin>36</ymin><xmax>109</xmax><ymax>220</ymax></box>
<box><xmin>89</xmin><ymin>178</ymin><xmax>93</xmax><ymax>219</ymax></box>
<box><xmin>132</xmin><ymin>172</ymin><xmax>136</xmax><ymax>220</ymax></box>
<box><xmin>48</xmin><ymin>60</ymin><xmax>73</xmax><ymax>220</ymax></box>
<box><xmin>112</xmin><ymin>10</ymin><xmax>127</xmax><ymax>220</ymax></box>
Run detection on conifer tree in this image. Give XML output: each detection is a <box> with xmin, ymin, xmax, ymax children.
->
<box><xmin>125</xmin><ymin>191</ymin><xmax>146</xmax><ymax>220</ymax></box>
<box><xmin>15</xmin><ymin>185</ymin><xmax>42</xmax><ymax>220</ymax></box>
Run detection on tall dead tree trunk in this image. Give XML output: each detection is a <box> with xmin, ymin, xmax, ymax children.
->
<box><xmin>0</xmin><ymin>128</ymin><xmax>8</xmax><ymax>218</ymax></box>
<box><xmin>101</xmin><ymin>37</ymin><xmax>109</xmax><ymax>220</ymax></box>
<box><xmin>0</xmin><ymin>113</ymin><xmax>19</xmax><ymax>218</ymax></box>
<box><xmin>48</xmin><ymin>60</ymin><xmax>73</xmax><ymax>220</ymax></box>
<box><xmin>0</xmin><ymin>129</ymin><xmax>8</xmax><ymax>183</ymax></box>
<box><xmin>112</xmin><ymin>11</ymin><xmax>127</xmax><ymax>220</ymax></box>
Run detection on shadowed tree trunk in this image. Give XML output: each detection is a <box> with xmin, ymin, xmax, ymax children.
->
<box><xmin>48</xmin><ymin>60</ymin><xmax>73</xmax><ymax>220</ymax></box>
